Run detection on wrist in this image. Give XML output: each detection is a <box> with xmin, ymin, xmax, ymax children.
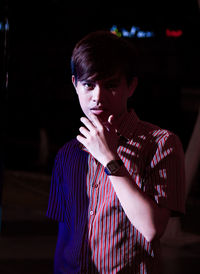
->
<box><xmin>104</xmin><ymin>159</ymin><xmax>124</xmax><ymax>176</ymax></box>
<box><xmin>102</xmin><ymin>153</ymin><xmax>120</xmax><ymax>167</ymax></box>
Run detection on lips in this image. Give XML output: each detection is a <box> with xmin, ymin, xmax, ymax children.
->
<box><xmin>91</xmin><ymin>109</ymin><xmax>104</xmax><ymax>115</ymax></box>
<box><xmin>90</xmin><ymin>107</ymin><xmax>106</xmax><ymax>115</ymax></box>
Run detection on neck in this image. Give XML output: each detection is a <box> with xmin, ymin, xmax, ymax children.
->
<box><xmin>114</xmin><ymin>110</ymin><xmax>129</xmax><ymax>128</ymax></box>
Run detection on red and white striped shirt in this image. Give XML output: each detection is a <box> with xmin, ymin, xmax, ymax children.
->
<box><xmin>47</xmin><ymin>109</ymin><xmax>185</xmax><ymax>273</ymax></box>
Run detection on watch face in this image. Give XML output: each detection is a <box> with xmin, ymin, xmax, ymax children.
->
<box><xmin>105</xmin><ymin>160</ymin><xmax>123</xmax><ymax>175</ymax></box>
<box><xmin>107</xmin><ymin>161</ymin><xmax>119</xmax><ymax>173</ymax></box>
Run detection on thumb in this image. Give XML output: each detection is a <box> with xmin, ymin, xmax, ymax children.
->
<box><xmin>108</xmin><ymin>114</ymin><xmax>114</xmax><ymax>125</ymax></box>
<box><xmin>102</xmin><ymin>115</ymin><xmax>115</xmax><ymax>132</ymax></box>
<box><xmin>108</xmin><ymin>115</ymin><xmax>118</xmax><ymax>134</ymax></box>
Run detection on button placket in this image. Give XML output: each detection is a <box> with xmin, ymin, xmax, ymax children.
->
<box><xmin>88</xmin><ymin>163</ymin><xmax>102</xmax><ymax>236</ymax></box>
<box><xmin>92</xmin><ymin>182</ymin><xmax>99</xmax><ymax>188</ymax></box>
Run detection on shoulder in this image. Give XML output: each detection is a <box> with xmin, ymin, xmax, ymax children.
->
<box><xmin>51</xmin><ymin>138</ymin><xmax>83</xmax><ymax>178</ymax></box>
<box><xmin>60</xmin><ymin>138</ymin><xmax>80</xmax><ymax>151</ymax></box>
<box><xmin>137</xmin><ymin>119</ymin><xmax>180</xmax><ymax>142</ymax></box>
<box><xmin>54</xmin><ymin>138</ymin><xmax>81</xmax><ymax>165</ymax></box>
<box><xmin>57</xmin><ymin>138</ymin><xmax>80</xmax><ymax>156</ymax></box>
<box><xmin>137</xmin><ymin>119</ymin><xmax>168</xmax><ymax>135</ymax></box>
<box><xmin>136</xmin><ymin>120</ymin><xmax>184</xmax><ymax>156</ymax></box>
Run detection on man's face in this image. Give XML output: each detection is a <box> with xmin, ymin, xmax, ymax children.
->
<box><xmin>72</xmin><ymin>73</ymin><xmax>137</xmax><ymax>123</ymax></box>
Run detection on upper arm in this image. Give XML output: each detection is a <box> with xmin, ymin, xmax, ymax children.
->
<box><xmin>46</xmin><ymin>150</ymin><xmax>66</xmax><ymax>222</ymax></box>
<box><xmin>144</xmin><ymin>131</ymin><xmax>185</xmax><ymax>239</ymax></box>
<box><xmin>145</xmin><ymin>131</ymin><xmax>186</xmax><ymax>216</ymax></box>
<box><xmin>54</xmin><ymin>222</ymin><xmax>70</xmax><ymax>273</ymax></box>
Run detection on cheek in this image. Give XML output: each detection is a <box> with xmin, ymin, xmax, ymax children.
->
<box><xmin>111</xmin><ymin>96</ymin><xmax>127</xmax><ymax>112</ymax></box>
<box><xmin>78</xmin><ymin>94</ymin><xmax>90</xmax><ymax>113</ymax></box>
<box><xmin>78</xmin><ymin>95</ymin><xmax>86</xmax><ymax>107</ymax></box>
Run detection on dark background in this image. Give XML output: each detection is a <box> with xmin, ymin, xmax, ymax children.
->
<box><xmin>1</xmin><ymin>0</ymin><xmax>200</xmax><ymax>174</ymax></box>
<box><xmin>0</xmin><ymin>1</ymin><xmax>200</xmax><ymax>274</ymax></box>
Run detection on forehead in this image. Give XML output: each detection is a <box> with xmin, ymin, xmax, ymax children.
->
<box><xmin>87</xmin><ymin>71</ymin><xmax>124</xmax><ymax>84</ymax></box>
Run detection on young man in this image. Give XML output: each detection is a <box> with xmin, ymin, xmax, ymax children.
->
<box><xmin>46</xmin><ymin>31</ymin><xmax>185</xmax><ymax>273</ymax></box>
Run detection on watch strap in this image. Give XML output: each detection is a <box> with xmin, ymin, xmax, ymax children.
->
<box><xmin>104</xmin><ymin>159</ymin><xmax>123</xmax><ymax>175</ymax></box>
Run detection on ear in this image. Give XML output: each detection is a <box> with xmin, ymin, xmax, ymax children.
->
<box><xmin>72</xmin><ymin>75</ymin><xmax>76</xmax><ymax>88</ymax></box>
<box><xmin>128</xmin><ymin>77</ymin><xmax>138</xmax><ymax>97</ymax></box>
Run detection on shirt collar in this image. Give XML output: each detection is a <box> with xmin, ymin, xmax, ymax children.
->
<box><xmin>116</xmin><ymin>109</ymin><xmax>139</xmax><ymax>140</ymax></box>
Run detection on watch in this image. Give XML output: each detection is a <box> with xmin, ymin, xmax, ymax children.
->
<box><xmin>104</xmin><ymin>159</ymin><xmax>123</xmax><ymax>175</ymax></box>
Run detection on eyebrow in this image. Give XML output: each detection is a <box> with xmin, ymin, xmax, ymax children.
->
<box><xmin>82</xmin><ymin>72</ymin><xmax>121</xmax><ymax>85</ymax></box>
<box><xmin>103</xmin><ymin>77</ymin><xmax>120</xmax><ymax>85</ymax></box>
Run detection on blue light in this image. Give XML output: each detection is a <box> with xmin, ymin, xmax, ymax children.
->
<box><xmin>130</xmin><ymin>26</ymin><xmax>138</xmax><ymax>36</ymax></box>
<box><xmin>146</xmin><ymin>31</ymin><xmax>154</xmax><ymax>37</ymax></box>
<box><xmin>137</xmin><ymin>31</ymin><xmax>146</xmax><ymax>38</ymax></box>
<box><xmin>110</xmin><ymin>25</ymin><xmax>155</xmax><ymax>39</ymax></box>
<box><xmin>110</xmin><ymin>25</ymin><xmax>117</xmax><ymax>32</ymax></box>
<box><xmin>5</xmin><ymin>22</ymin><xmax>9</xmax><ymax>31</ymax></box>
<box><xmin>122</xmin><ymin>28</ymin><xmax>130</xmax><ymax>37</ymax></box>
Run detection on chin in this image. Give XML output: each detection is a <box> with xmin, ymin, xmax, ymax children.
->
<box><xmin>98</xmin><ymin>112</ymin><xmax>110</xmax><ymax>122</ymax></box>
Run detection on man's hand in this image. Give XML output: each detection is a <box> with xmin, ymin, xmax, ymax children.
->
<box><xmin>76</xmin><ymin>114</ymin><xmax>119</xmax><ymax>166</ymax></box>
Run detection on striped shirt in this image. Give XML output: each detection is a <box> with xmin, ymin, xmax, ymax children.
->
<box><xmin>46</xmin><ymin>109</ymin><xmax>185</xmax><ymax>274</ymax></box>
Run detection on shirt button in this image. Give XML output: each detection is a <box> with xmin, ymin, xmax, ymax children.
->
<box><xmin>90</xmin><ymin>210</ymin><xmax>94</xmax><ymax>215</ymax></box>
<box><xmin>92</xmin><ymin>183</ymin><xmax>98</xmax><ymax>188</ymax></box>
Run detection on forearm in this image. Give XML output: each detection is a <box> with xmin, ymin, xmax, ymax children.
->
<box><xmin>108</xmin><ymin>164</ymin><xmax>169</xmax><ymax>242</ymax></box>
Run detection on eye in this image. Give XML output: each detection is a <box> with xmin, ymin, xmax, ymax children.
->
<box><xmin>104</xmin><ymin>83</ymin><xmax>118</xmax><ymax>91</ymax></box>
<box><xmin>82</xmin><ymin>82</ymin><xmax>95</xmax><ymax>91</ymax></box>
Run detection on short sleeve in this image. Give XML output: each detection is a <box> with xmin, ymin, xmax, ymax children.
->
<box><xmin>145</xmin><ymin>131</ymin><xmax>186</xmax><ymax>216</ymax></box>
<box><xmin>46</xmin><ymin>150</ymin><xmax>65</xmax><ymax>222</ymax></box>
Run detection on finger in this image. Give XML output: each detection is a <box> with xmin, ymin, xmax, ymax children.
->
<box><xmin>108</xmin><ymin>115</ymin><xmax>118</xmax><ymax>133</ymax></box>
<box><xmin>80</xmin><ymin>117</ymin><xmax>96</xmax><ymax>131</ymax></box>
<box><xmin>76</xmin><ymin>134</ymin><xmax>87</xmax><ymax>146</ymax></box>
<box><xmin>79</xmin><ymin>126</ymin><xmax>90</xmax><ymax>138</ymax></box>
<box><xmin>108</xmin><ymin>114</ymin><xmax>117</xmax><ymax>127</ymax></box>
<box><xmin>89</xmin><ymin>113</ymin><xmax>103</xmax><ymax>129</ymax></box>
<box><xmin>108</xmin><ymin>114</ymin><xmax>113</xmax><ymax>124</ymax></box>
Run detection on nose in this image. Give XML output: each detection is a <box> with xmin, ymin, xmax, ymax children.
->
<box><xmin>92</xmin><ymin>84</ymin><xmax>103</xmax><ymax>104</ymax></box>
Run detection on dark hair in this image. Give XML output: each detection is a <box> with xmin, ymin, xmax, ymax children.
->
<box><xmin>71</xmin><ymin>30</ymin><xmax>138</xmax><ymax>86</ymax></box>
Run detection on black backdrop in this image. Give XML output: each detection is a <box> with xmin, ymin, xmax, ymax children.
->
<box><xmin>1</xmin><ymin>0</ymin><xmax>200</xmax><ymax>173</ymax></box>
